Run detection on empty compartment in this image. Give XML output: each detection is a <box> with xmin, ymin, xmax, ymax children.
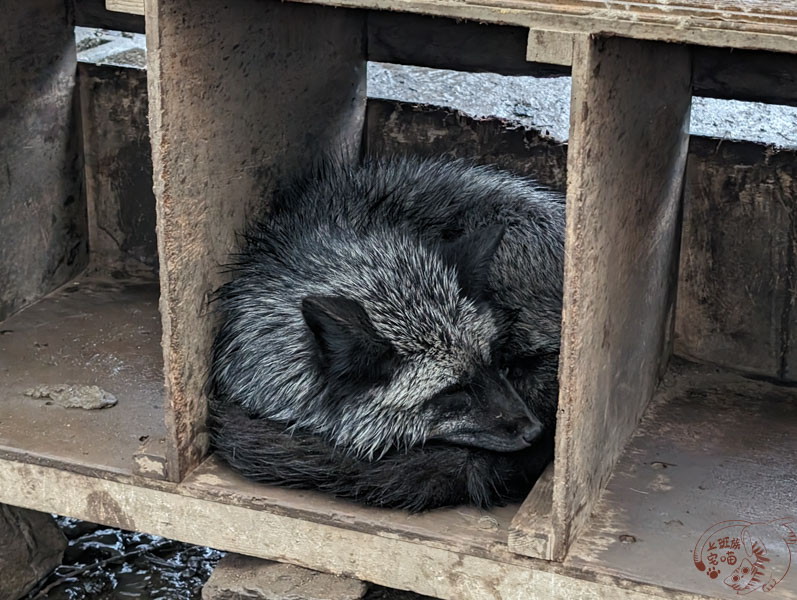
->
<box><xmin>0</xmin><ymin>4</ymin><xmax>165</xmax><ymax>478</ymax></box>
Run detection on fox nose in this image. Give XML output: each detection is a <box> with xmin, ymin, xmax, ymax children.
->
<box><xmin>520</xmin><ymin>422</ymin><xmax>542</xmax><ymax>445</ymax></box>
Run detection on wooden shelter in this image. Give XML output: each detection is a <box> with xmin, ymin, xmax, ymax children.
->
<box><xmin>1</xmin><ymin>1</ymin><xmax>795</xmax><ymax>598</ymax></box>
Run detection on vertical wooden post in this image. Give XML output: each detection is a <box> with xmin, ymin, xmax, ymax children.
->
<box><xmin>552</xmin><ymin>36</ymin><xmax>692</xmax><ymax>559</ymax></box>
<box><xmin>146</xmin><ymin>0</ymin><xmax>367</xmax><ymax>480</ymax></box>
<box><xmin>0</xmin><ymin>0</ymin><xmax>87</xmax><ymax>321</ymax></box>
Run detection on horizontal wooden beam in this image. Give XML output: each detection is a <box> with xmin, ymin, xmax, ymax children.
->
<box><xmin>108</xmin><ymin>0</ymin><xmax>797</xmax><ymax>54</ymax></box>
<box><xmin>97</xmin><ymin>0</ymin><xmax>797</xmax><ymax>107</ymax></box>
<box><xmin>367</xmin><ymin>13</ymin><xmax>567</xmax><ymax>77</ymax></box>
<box><xmin>0</xmin><ymin>456</ymin><xmax>696</xmax><ymax>600</ymax></box>
<box><xmin>74</xmin><ymin>0</ymin><xmax>145</xmax><ymax>33</ymax></box>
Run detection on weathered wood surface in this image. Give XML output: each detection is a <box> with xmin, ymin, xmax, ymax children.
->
<box><xmin>147</xmin><ymin>0</ymin><xmax>367</xmax><ymax>480</ymax></box>
<box><xmin>676</xmin><ymin>138</ymin><xmax>797</xmax><ymax>382</ymax></box>
<box><xmin>183</xmin><ymin>457</ymin><xmax>518</xmax><ymax>560</ymax></box>
<box><xmin>106</xmin><ymin>0</ymin><xmax>145</xmax><ymax>16</ymax></box>
<box><xmin>0</xmin><ymin>276</ymin><xmax>165</xmax><ymax>477</ymax></box>
<box><xmin>567</xmin><ymin>359</ymin><xmax>797</xmax><ymax>600</ymax></box>
<box><xmin>508</xmin><ymin>464</ymin><xmax>555</xmax><ymax>560</ymax></box>
<box><xmin>365</xmin><ymin>99</ymin><xmax>567</xmax><ymax>190</ymax></box>
<box><xmin>553</xmin><ymin>36</ymin><xmax>692</xmax><ymax>560</ymax></box>
<box><xmin>367</xmin><ymin>13</ymin><xmax>567</xmax><ymax>77</ymax></box>
<box><xmin>0</xmin><ymin>0</ymin><xmax>87</xmax><ymax>322</ymax></box>
<box><xmin>78</xmin><ymin>63</ymin><xmax>157</xmax><ymax>275</ymax></box>
<box><xmin>693</xmin><ymin>48</ymin><xmax>797</xmax><ymax>107</ymax></box>
<box><xmin>111</xmin><ymin>0</ymin><xmax>797</xmax><ymax>53</ymax></box>
<box><xmin>0</xmin><ymin>456</ymin><xmax>717</xmax><ymax>600</ymax></box>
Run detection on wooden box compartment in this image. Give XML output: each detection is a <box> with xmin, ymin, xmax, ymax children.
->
<box><xmin>143</xmin><ymin>0</ymin><xmax>697</xmax><ymax>567</ymax></box>
<box><xmin>0</xmin><ymin>2</ymin><xmax>166</xmax><ymax>480</ymax></box>
<box><xmin>3</xmin><ymin>1</ymin><xmax>796</xmax><ymax>598</ymax></box>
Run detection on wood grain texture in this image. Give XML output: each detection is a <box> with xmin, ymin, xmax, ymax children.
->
<box><xmin>0</xmin><ymin>276</ymin><xmax>165</xmax><ymax>477</ymax></box>
<box><xmin>676</xmin><ymin>138</ymin><xmax>797</xmax><ymax>382</ymax></box>
<box><xmin>526</xmin><ymin>29</ymin><xmax>575</xmax><ymax>66</ymax></box>
<box><xmin>106</xmin><ymin>0</ymin><xmax>145</xmax><ymax>16</ymax></box>
<box><xmin>552</xmin><ymin>35</ymin><xmax>692</xmax><ymax>560</ymax></box>
<box><xmin>146</xmin><ymin>0</ymin><xmax>367</xmax><ymax>481</ymax></box>
<box><xmin>112</xmin><ymin>0</ymin><xmax>797</xmax><ymax>53</ymax></box>
<box><xmin>78</xmin><ymin>63</ymin><xmax>157</xmax><ymax>275</ymax></box>
<box><xmin>0</xmin><ymin>456</ymin><xmax>721</xmax><ymax>600</ymax></box>
<box><xmin>0</xmin><ymin>0</ymin><xmax>88</xmax><ymax>322</ymax></box>
<box><xmin>508</xmin><ymin>464</ymin><xmax>555</xmax><ymax>560</ymax></box>
<box><xmin>566</xmin><ymin>359</ymin><xmax>797</xmax><ymax>600</ymax></box>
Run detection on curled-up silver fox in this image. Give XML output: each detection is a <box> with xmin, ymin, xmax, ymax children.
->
<box><xmin>207</xmin><ymin>156</ymin><xmax>565</xmax><ymax>511</ymax></box>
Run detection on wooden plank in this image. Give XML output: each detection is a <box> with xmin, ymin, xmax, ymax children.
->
<box><xmin>146</xmin><ymin>0</ymin><xmax>367</xmax><ymax>480</ymax></box>
<box><xmin>0</xmin><ymin>457</ymin><xmax>717</xmax><ymax>600</ymax></box>
<box><xmin>182</xmin><ymin>456</ymin><xmax>519</xmax><ymax>560</ymax></box>
<box><xmin>552</xmin><ymin>35</ymin><xmax>692</xmax><ymax>560</ymax></box>
<box><xmin>508</xmin><ymin>464</ymin><xmax>555</xmax><ymax>560</ymax></box>
<box><xmin>676</xmin><ymin>138</ymin><xmax>797</xmax><ymax>382</ymax></box>
<box><xmin>367</xmin><ymin>13</ymin><xmax>567</xmax><ymax>76</ymax></box>
<box><xmin>111</xmin><ymin>0</ymin><xmax>797</xmax><ymax>53</ymax></box>
<box><xmin>567</xmin><ymin>359</ymin><xmax>797</xmax><ymax>599</ymax></box>
<box><xmin>364</xmin><ymin>99</ymin><xmax>568</xmax><ymax>191</ymax></box>
<box><xmin>526</xmin><ymin>29</ymin><xmax>574</xmax><ymax>67</ymax></box>
<box><xmin>106</xmin><ymin>0</ymin><xmax>144</xmax><ymax>16</ymax></box>
<box><xmin>0</xmin><ymin>276</ymin><xmax>165</xmax><ymax>476</ymax></box>
<box><xmin>75</xmin><ymin>0</ymin><xmax>145</xmax><ymax>32</ymax></box>
<box><xmin>78</xmin><ymin>63</ymin><xmax>156</xmax><ymax>274</ymax></box>
<box><xmin>693</xmin><ymin>48</ymin><xmax>797</xmax><ymax>107</ymax></box>
<box><xmin>0</xmin><ymin>0</ymin><xmax>88</xmax><ymax>322</ymax></box>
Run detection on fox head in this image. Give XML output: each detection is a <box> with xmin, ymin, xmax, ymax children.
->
<box><xmin>300</xmin><ymin>226</ymin><xmax>543</xmax><ymax>459</ymax></box>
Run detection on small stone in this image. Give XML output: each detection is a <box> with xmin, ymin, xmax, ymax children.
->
<box><xmin>202</xmin><ymin>554</ymin><xmax>367</xmax><ymax>600</ymax></box>
<box><xmin>0</xmin><ymin>504</ymin><xmax>67</xmax><ymax>600</ymax></box>
<box><xmin>24</xmin><ymin>384</ymin><xmax>117</xmax><ymax>409</ymax></box>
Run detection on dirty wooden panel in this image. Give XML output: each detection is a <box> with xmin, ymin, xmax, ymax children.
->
<box><xmin>676</xmin><ymin>138</ymin><xmax>797</xmax><ymax>382</ymax></box>
<box><xmin>0</xmin><ymin>276</ymin><xmax>165</xmax><ymax>475</ymax></box>
<box><xmin>367</xmin><ymin>13</ymin><xmax>567</xmax><ymax>76</ymax></box>
<box><xmin>147</xmin><ymin>0</ymin><xmax>367</xmax><ymax>481</ymax></box>
<box><xmin>112</xmin><ymin>0</ymin><xmax>797</xmax><ymax>53</ymax></box>
<box><xmin>693</xmin><ymin>48</ymin><xmax>797</xmax><ymax>107</ymax></box>
<box><xmin>507</xmin><ymin>464</ymin><xmax>555</xmax><ymax>559</ymax></box>
<box><xmin>0</xmin><ymin>459</ymin><xmax>714</xmax><ymax>600</ymax></box>
<box><xmin>567</xmin><ymin>358</ymin><xmax>797</xmax><ymax>600</ymax></box>
<box><xmin>365</xmin><ymin>99</ymin><xmax>567</xmax><ymax>191</ymax></box>
<box><xmin>552</xmin><ymin>36</ymin><xmax>692</xmax><ymax>560</ymax></box>
<box><xmin>182</xmin><ymin>456</ymin><xmax>519</xmax><ymax>561</ymax></box>
<box><xmin>78</xmin><ymin>62</ymin><xmax>157</xmax><ymax>275</ymax></box>
<box><xmin>0</xmin><ymin>0</ymin><xmax>88</xmax><ymax>322</ymax></box>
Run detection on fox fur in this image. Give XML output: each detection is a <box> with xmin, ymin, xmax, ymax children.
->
<box><xmin>207</xmin><ymin>155</ymin><xmax>565</xmax><ymax>510</ymax></box>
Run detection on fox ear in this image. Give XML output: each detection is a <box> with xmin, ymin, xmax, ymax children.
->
<box><xmin>440</xmin><ymin>225</ymin><xmax>505</xmax><ymax>300</ymax></box>
<box><xmin>302</xmin><ymin>295</ymin><xmax>397</xmax><ymax>383</ymax></box>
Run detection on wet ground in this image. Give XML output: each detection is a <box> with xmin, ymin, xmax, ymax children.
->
<box><xmin>26</xmin><ymin>517</ymin><xmax>428</xmax><ymax>600</ymax></box>
<box><xmin>23</xmin><ymin>518</ymin><xmax>224</xmax><ymax>600</ymax></box>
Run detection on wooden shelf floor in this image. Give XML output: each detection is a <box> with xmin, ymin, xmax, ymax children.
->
<box><xmin>0</xmin><ymin>274</ymin><xmax>165</xmax><ymax>475</ymax></box>
<box><xmin>567</xmin><ymin>358</ymin><xmax>797</xmax><ymax>599</ymax></box>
